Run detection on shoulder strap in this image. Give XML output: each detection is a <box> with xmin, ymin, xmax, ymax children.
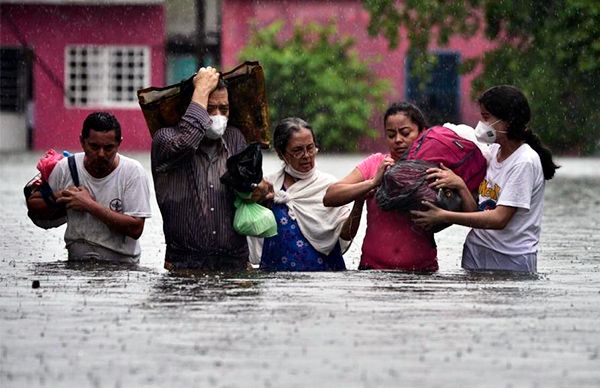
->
<box><xmin>413</xmin><ymin>127</ymin><xmax>431</xmax><ymax>154</ymax></box>
<box><xmin>68</xmin><ymin>155</ymin><xmax>80</xmax><ymax>187</ymax></box>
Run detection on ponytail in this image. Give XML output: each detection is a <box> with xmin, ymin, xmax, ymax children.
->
<box><xmin>479</xmin><ymin>85</ymin><xmax>560</xmax><ymax>180</ymax></box>
<box><xmin>524</xmin><ymin>130</ymin><xmax>560</xmax><ymax>180</ymax></box>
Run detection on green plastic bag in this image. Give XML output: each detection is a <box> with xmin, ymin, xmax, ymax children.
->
<box><xmin>233</xmin><ymin>193</ymin><xmax>277</xmax><ymax>238</ymax></box>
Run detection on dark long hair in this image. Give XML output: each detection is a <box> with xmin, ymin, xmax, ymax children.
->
<box><xmin>478</xmin><ymin>85</ymin><xmax>559</xmax><ymax>180</ymax></box>
<box><xmin>383</xmin><ymin>102</ymin><xmax>428</xmax><ymax>132</ymax></box>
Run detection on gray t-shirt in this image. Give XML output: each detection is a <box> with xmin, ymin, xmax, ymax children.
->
<box><xmin>48</xmin><ymin>153</ymin><xmax>152</xmax><ymax>258</ymax></box>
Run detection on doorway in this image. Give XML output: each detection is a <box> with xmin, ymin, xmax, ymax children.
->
<box><xmin>0</xmin><ymin>46</ymin><xmax>32</xmax><ymax>151</ymax></box>
<box><xmin>406</xmin><ymin>52</ymin><xmax>460</xmax><ymax>126</ymax></box>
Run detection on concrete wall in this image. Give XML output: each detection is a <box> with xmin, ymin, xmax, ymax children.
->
<box><xmin>0</xmin><ymin>3</ymin><xmax>165</xmax><ymax>151</ymax></box>
<box><xmin>221</xmin><ymin>0</ymin><xmax>496</xmax><ymax>152</ymax></box>
<box><xmin>165</xmin><ymin>0</ymin><xmax>196</xmax><ymax>38</ymax></box>
<box><xmin>0</xmin><ymin>112</ymin><xmax>27</xmax><ymax>151</ymax></box>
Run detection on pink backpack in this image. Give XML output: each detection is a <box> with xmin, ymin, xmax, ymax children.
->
<box><xmin>406</xmin><ymin>125</ymin><xmax>487</xmax><ymax>192</ymax></box>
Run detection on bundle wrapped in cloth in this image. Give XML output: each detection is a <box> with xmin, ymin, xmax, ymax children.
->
<box><xmin>376</xmin><ymin>125</ymin><xmax>488</xmax><ymax>232</ymax></box>
<box><xmin>137</xmin><ymin>61</ymin><xmax>270</xmax><ymax>147</ymax></box>
<box><xmin>376</xmin><ymin>159</ymin><xmax>463</xmax><ymax>214</ymax></box>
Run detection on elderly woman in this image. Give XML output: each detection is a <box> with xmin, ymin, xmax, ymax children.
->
<box><xmin>250</xmin><ymin>117</ymin><xmax>362</xmax><ymax>271</ymax></box>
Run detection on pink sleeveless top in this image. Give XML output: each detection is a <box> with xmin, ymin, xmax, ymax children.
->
<box><xmin>357</xmin><ymin>153</ymin><xmax>438</xmax><ymax>271</ymax></box>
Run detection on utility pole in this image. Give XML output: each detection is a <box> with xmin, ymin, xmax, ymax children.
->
<box><xmin>196</xmin><ymin>0</ymin><xmax>206</xmax><ymax>66</ymax></box>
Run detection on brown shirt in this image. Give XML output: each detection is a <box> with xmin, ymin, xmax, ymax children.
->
<box><xmin>151</xmin><ymin>102</ymin><xmax>248</xmax><ymax>267</ymax></box>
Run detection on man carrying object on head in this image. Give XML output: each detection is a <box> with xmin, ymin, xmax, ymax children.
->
<box><xmin>151</xmin><ymin>66</ymin><xmax>272</xmax><ymax>272</ymax></box>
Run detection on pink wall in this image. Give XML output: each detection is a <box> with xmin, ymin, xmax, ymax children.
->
<box><xmin>221</xmin><ymin>0</ymin><xmax>495</xmax><ymax>152</ymax></box>
<box><xmin>1</xmin><ymin>4</ymin><xmax>165</xmax><ymax>151</ymax></box>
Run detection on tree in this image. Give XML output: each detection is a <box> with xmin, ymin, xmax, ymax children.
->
<box><xmin>362</xmin><ymin>0</ymin><xmax>600</xmax><ymax>154</ymax></box>
<box><xmin>239</xmin><ymin>21</ymin><xmax>390</xmax><ymax>152</ymax></box>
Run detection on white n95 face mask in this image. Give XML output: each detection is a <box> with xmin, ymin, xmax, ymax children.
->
<box><xmin>474</xmin><ymin>119</ymin><xmax>501</xmax><ymax>144</ymax></box>
<box><xmin>206</xmin><ymin>115</ymin><xmax>228</xmax><ymax>139</ymax></box>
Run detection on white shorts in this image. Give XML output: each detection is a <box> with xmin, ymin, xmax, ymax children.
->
<box><xmin>461</xmin><ymin>242</ymin><xmax>537</xmax><ymax>273</ymax></box>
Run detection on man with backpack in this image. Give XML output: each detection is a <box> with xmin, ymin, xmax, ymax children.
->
<box><xmin>26</xmin><ymin>112</ymin><xmax>151</xmax><ymax>263</ymax></box>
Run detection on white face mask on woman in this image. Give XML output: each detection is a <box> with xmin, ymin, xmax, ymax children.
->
<box><xmin>284</xmin><ymin>161</ymin><xmax>316</xmax><ymax>180</ymax></box>
<box><xmin>474</xmin><ymin>119</ymin><xmax>503</xmax><ymax>144</ymax></box>
<box><xmin>206</xmin><ymin>115</ymin><xmax>228</xmax><ymax>139</ymax></box>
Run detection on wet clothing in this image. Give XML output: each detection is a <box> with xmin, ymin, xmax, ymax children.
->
<box><xmin>48</xmin><ymin>153</ymin><xmax>151</xmax><ymax>262</ymax></box>
<box><xmin>249</xmin><ymin>167</ymin><xmax>351</xmax><ymax>271</ymax></box>
<box><xmin>357</xmin><ymin>153</ymin><xmax>438</xmax><ymax>271</ymax></box>
<box><xmin>151</xmin><ymin>102</ymin><xmax>248</xmax><ymax>270</ymax></box>
<box><xmin>164</xmin><ymin>255</ymin><xmax>248</xmax><ymax>272</ymax></box>
<box><xmin>259</xmin><ymin>203</ymin><xmax>346</xmax><ymax>271</ymax></box>
<box><xmin>68</xmin><ymin>241</ymin><xmax>140</xmax><ymax>264</ymax></box>
<box><xmin>462</xmin><ymin>242</ymin><xmax>537</xmax><ymax>273</ymax></box>
<box><xmin>463</xmin><ymin>143</ymin><xmax>544</xmax><ymax>272</ymax></box>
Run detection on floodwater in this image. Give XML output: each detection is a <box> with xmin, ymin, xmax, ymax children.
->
<box><xmin>1</xmin><ymin>152</ymin><xmax>599</xmax><ymax>388</ymax></box>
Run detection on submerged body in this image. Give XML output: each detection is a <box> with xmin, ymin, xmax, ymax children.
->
<box><xmin>49</xmin><ymin>153</ymin><xmax>151</xmax><ymax>263</ymax></box>
<box><xmin>412</xmin><ymin>85</ymin><xmax>559</xmax><ymax>273</ymax></box>
<box><xmin>25</xmin><ymin>112</ymin><xmax>151</xmax><ymax>263</ymax></box>
<box><xmin>357</xmin><ymin>153</ymin><xmax>438</xmax><ymax>271</ymax></box>
<box><xmin>324</xmin><ymin>103</ymin><xmax>439</xmax><ymax>271</ymax></box>
<box><xmin>463</xmin><ymin>143</ymin><xmax>544</xmax><ymax>272</ymax></box>
<box><xmin>251</xmin><ymin>118</ymin><xmax>356</xmax><ymax>271</ymax></box>
<box><xmin>152</xmin><ymin>102</ymin><xmax>249</xmax><ymax>270</ymax></box>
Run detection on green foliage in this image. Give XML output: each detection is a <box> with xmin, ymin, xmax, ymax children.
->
<box><xmin>239</xmin><ymin>21</ymin><xmax>390</xmax><ymax>152</ymax></box>
<box><xmin>363</xmin><ymin>0</ymin><xmax>600</xmax><ymax>154</ymax></box>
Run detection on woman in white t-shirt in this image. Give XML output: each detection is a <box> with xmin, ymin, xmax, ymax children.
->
<box><xmin>411</xmin><ymin>85</ymin><xmax>559</xmax><ymax>273</ymax></box>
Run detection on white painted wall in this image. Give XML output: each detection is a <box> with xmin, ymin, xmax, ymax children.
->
<box><xmin>0</xmin><ymin>112</ymin><xmax>27</xmax><ymax>151</ymax></box>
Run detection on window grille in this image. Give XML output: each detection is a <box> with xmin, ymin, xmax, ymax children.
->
<box><xmin>65</xmin><ymin>45</ymin><xmax>149</xmax><ymax>108</ymax></box>
<box><xmin>0</xmin><ymin>47</ymin><xmax>29</xmax><ymax>112</ymax></box>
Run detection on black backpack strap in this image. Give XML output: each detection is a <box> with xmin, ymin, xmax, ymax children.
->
<box><xmin>23</xmin><ymin>175</ymin><xmax>38</xmax><ymax>200</ymax></box>
<box><xmin>23</xmin><ymin>177</ymin><xmax>57</xmax><ymax>207</ymax></box>
<box><xmin>39</xmin><ymin>181</ymin><xmax>57</xmax><ymax>207</ymax></box>
<box><xmin>68</xmin><ymin>155</ymin><xmax>80</xmax><ymax>187</ymax></box>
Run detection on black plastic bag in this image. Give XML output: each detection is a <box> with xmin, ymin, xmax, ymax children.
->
<box><xmin>220</xmin><ymin>143</ymin><xmax>263</xmax><ymax>193</ymax></box>
<box><xmin>376</xmin><ymin>159</ymin><xmax>462</xmax><ymax>213</ymax></box>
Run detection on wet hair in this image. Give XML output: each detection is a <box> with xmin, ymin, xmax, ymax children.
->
<box><xmin>383</xmin><ymin>102</ymin><xmax>428</xmax><ymax>132</ymax></box>
<box><xmin>215</xmin><ymin>78</ymin><xmax>227</xmax><ymax>91</ymax></box>
<box><xmin>273</xmin><ymin>117</ymin><xmax>316</xmax><ymax>157</ymax></box>
<box><xmin>478</xmin><ymin>85</ymin><xmax>559</xmax><ymax>180</ymax></box>
<box><xmin>81</xmin><ymin>112</ymin><xmax>122</xmax><ymax>142</ymax></box>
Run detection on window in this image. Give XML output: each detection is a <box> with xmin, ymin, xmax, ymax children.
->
<box><xmin>1</xmin><ymin>47</ymin><xmax>31</xmax><ymax>112</ymax></box>
<box><xmin>65</xmin><ymin>45</ymin><xmax>150</xmax><ymax>108</ymax></box>
<box><xmin>406</xmin><ymin>52</ymin><xmax>460</xmax><ymax>125</ymax></box>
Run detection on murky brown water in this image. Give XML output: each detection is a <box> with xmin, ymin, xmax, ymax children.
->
<box><xmin>1</xmin><ymin>152</ymin><xmax>599</xmax><ymax>387</ymax></box>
